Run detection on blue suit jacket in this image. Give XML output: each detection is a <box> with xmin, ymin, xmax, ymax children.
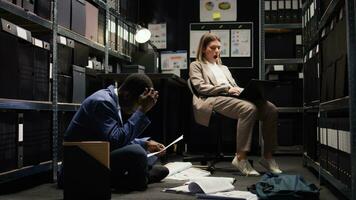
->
<box><xmin>65</xmin><ymin>85</ymin><xmax>151</xmax><ymax>150</ymax></box>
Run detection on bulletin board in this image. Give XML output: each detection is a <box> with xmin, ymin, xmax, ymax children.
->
<box><xmin>189</xmin><ymin>22</ymin><xmax>254</xmax><ymax>68</ymax></box>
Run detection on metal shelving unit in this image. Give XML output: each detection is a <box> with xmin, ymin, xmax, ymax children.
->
<box><xmin>0</xmin><ymin>98</ymin><xmax>52</xmax><ymax>111</ymax></box>
<box><xmin>319</xmin><ymin>0</ymin><xmax>343</xmax><ymax>31</ymax></box>
<box><xmin>0</xmin><ymin>161</ymin><xmax>52</xmax><ymax>184</ymax></box>
<box><xmin>261</xmin><ymin>1</ymin><xmax>304</xmax><ymax>155</ymax></box>
<box><xmin>0</xmin><ymin>0</ymin><xmax>137</xmax><ymax>184</ymax></box>
<box><xmin>301</xmin><ymin>0</ymin><xmax>356</xmax><ymax>198</ymax></box>
<box><xmin>265</xmin><ymin>58</ymin><xmax>304</xmax><ymax>65</ymax></box>
<box><xmin>319</xmin><ymin>96</ymin><xmax>350</xmax><ymax>112</ymax></box>
<box><xmin>0</xmin><ymin>0</ymin><xmax>52</xmax><ymax>30</ymax></box>
<box><xmin>264</xmin><ymin>23</ymin><xmax>303</xmax><ymax>29</ymax></box>
<box><xmin>0</xmin><ymin>0</ymin><xmax>131</xmax><ymax>62</ymax></box>
<box><xmin>277</xmin><ymin>107</ymin><xmax>304</xmax><ymax>113</ymax></box>
<box><xmin>303</xmin><ymin>153</ymin><xmax>351</xmax><ymax>199</ymax></box>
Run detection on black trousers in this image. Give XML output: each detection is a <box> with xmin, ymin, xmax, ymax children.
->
<box><xmin>110</xmin><ymin>144</ymin><xmax>148</xmax><ymax>191</ymax></box>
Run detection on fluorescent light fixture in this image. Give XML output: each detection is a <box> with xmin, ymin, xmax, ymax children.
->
<box><xmin>134</xmin><ymin>28</ymin><xmax>151</xmax><ymax>44</ymax></box>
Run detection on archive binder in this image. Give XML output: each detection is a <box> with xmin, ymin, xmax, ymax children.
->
<box><xmin>98</xmin><ymin>9</ymin><xmax>105</xmax><ymax>45</ymax></box>
<box><xmin>35</xmin><ymin>0</ymin><xmax>51</xmax><ymax>19</ymax></box>
<box><xmin>58</xmin><ymin>0</ymin><xmax>71</xmax><ymax>29</ymax></box>
<box><xmin>33</xmin><ymin>39</ymin><xmax>50</xmax><ymax>101</ymax></box>
<box><xmin>72</xmin><ymin>65</ymin><xmax>86</xmax><ymax>103</ymax></box>
<box><xmin>73</xmin><ymin>42</ymin><xmax>89</xmax><ymax>67</ymax></box>
<box><xmin>23</xmin><ymin>112</ymin><xmax>51</xmax><ymax>166</ymax></box>
<box><xmin>85</xmin><ymin>2</ymin><xmax>98</xmax><ymax>42</ymax></box>
<box><xmin>0</xmin><ymin>112</ymin><xmax>17</xmax><ymax>173</ymax></box>
<box><xmin>71</xmin><ymin>0</ymin><xmax>86</xmax><ymax>36</ymax></box>
<box><xmin>292</xmin><ymin>0</ymin><xmax>299</xmax><ymax>23</ymax></box>
<box><xmin>278</xmin><ymin>0</ymin><xmax>285</xmax><ymax>23</ymax></box>
<box><xmin>271</xmin><ymin>0</ymin><xmax>278</xmax><ymax>23</ymax></box>
<box><xmin>285</xmin><ymin>0</ymin><xmax>292</xmax><ymax>23</ymax></box>
<box><xmin>265</xmin><ymin>0</ymin><xmax>271</xmax><ymax>23</ymax></box>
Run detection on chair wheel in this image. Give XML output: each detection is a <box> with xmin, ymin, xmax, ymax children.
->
<box><xmin>207</xmin><ymin>166</ymin><xmax>215</xmax><ymax>172</ymax></box>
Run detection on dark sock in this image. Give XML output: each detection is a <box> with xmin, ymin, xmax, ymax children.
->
<box><xmin>148</xmin><ymin>165</ymin><xmax>169</xmax><ymax>184</ymax></box>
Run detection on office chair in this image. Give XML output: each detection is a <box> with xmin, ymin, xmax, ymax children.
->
<box><xmin>184</xmin><ymin>78</ymin><xmax>235</xmax><ymax>172</ymax></box>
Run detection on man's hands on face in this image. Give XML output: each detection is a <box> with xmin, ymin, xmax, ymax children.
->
<box><xmin>228</xmin><ymin>87</ymin><xmax>243</xmax><ymax>96</ymax></box>
<box><xmin>146</xmin><ymin>140</ymin><xmax>166</xmax><ymax>157</ymax></box>
<box><xmin>138</xmin><ymin>88</ymin><xmax>159</xmax><ymax>113</ymax></box>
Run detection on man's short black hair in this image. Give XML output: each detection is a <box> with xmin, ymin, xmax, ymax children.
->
<box><xmin>119</xmin><ymin>73</ymin><xmax>153</xmax><ymax>98</ymax></box>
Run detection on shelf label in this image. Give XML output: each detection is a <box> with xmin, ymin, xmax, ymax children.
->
<box><xmin>274</xmin><ymin>65</ymin><xmax>284</xmax><ymax>71</ymax></box>
<box><xmin>321</xmin><ymin>29</ymin><xmax>326</xmax><ymax>37</ymax></box>
<box><xmin>87</xmin><ymin>60</ymin><xmax>93</xmax><ymax>69</ymax></box>
<box><xmin>296</xmin><ymin>35</ymin><xmax>302</xmax><ymax>45</ymax></box>
<box><xmin>18</xmin><ymin>123</ymin><xmax>23</xmax><ymax>142</ymax></box>
<box><xmin>110</xmin><ymin>20</ymin><xmax>116</xmax><ymax>33</ymax></box>
<box><xmin>298</xmin><ymin>73</ymin><xmax>304</xmax><ymax>79</ymax></box>
<box><xmin>34</xmin><ymin>38</ymin><xmax>43</xmax><ymax>48</ymax></box>
<box><xmin>49</xmin><ymin>63</ymin><xmax>53</xmax><ymax>79</ymax></box>
<box><xmin>16</xmin><ymin>26</ymin><xmax>28</xmax><ymax>41</ymax></box>
<box><xmin>59</xmin><ymin>36</ymin><xmax>67</xmax><ymax>45</ymax></box>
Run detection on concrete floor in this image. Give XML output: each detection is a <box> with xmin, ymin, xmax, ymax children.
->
<box><xmin>0</xmin><ymin>156</ymin><xmax>344</xmax><ymax>200</ymax></box>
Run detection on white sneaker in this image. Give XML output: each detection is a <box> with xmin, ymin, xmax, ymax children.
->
<box><xmin>259</xmin><ymin>158</ymin><xmax>282</xmax><ymax>174</ymax></box>
<box><xmin>232</xmin><ymin>156</ymin><xmax>260</xmax><ymax>176</ymax></box>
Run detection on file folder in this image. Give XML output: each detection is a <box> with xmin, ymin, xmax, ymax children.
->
<box><xmin>23</xmin><ymin>112</ymin><xmax>51</xmax><ymax>166</ymax></box>
<box><xmin>85</xmin><ymin>1</ymin><xmax>98</xmax><ymax>42</ymax></box>
<box><xmin>33</xmin><ymin>41</ymin><xmax>50</xmax><ymax>101</ymax></box>
<box><xmin>35</xmin><ymin>0</ymin><xmax>51</xmax><ymax>19</ymax></box>
<box><xmin>72</xmin><ymin>65</ymin><xmax>86</xmax><ymax>103</ymax></box>
<box><xmin>73</xmin><ymin>42</ymin><xmax>89</xmax><ymax>67</ymax></box>
<box><xmin>71</xmin><ymin>0</ymin><xmax>86</xmax><ymax>36</ymax></box>
<box><xmin>265</xmin><ymin>0</ymin><xmax>271</xmax><ymax>23</ymax></box>
<box><xmin>58</xmin><ymin>0</ymin><xmax>71</xmax><ymax>29</ymax></box>
<box><xmin>278</xmin><ymin>0</ymin><xmax>285</xmax><ymax>23</ymax></box>
<box><xmin>271</xmin><ymin>0</ymin><xmax>278</xmax><ymax>23</ymax></box>
<box><xmin>0</xmin><ymin>112</ymin><xmax>17</xmax><ymax>173</ymax></box>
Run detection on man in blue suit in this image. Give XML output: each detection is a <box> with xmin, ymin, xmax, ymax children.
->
<box><xmin>63</xmin><ymin>73</ymin><xmax>169</xmax><ymax>191</ymax></box>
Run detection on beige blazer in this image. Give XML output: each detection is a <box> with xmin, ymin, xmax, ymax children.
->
<box><xmin>189</xmin><ymin>61</ymin><xmax>238</xmax><ymax>126</ymax></box>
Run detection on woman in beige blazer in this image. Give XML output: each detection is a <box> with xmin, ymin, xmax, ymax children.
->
<box><xmin>189</xmin><ymin>33</ymin><xmax>282</xmax><ymax>176</ymax></box>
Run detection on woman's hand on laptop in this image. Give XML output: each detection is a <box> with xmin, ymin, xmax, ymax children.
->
<box><xmin>228</xmin><ymin>87</ymin><xmax>243</xmax><ymax>96</ymax></box>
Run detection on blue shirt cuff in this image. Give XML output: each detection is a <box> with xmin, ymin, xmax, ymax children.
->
<box><xmin>131</xmin><ymin>137</ymin><xmax>150</xmax><ymax>148</ymax></box>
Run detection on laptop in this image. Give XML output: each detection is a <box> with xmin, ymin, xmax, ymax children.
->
<box><xmin>225</xmin><ymin>79</ymin><xmax>278</xmax><ymax>102</ymax></box>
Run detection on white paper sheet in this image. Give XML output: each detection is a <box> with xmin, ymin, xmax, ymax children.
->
<box><xmin>147</xmin><ymin>135</ymin><xmax>183</xmax><ymax>157</ymax></box>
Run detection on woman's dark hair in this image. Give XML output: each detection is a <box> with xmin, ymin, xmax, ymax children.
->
<box><xmin>119</xmin><ymin>73</ymin><xmax>153</xmax><ymax>98</ymax></box>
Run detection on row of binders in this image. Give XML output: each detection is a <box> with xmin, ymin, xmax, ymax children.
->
<box><xmin>302</xmin><ymin>0</ymin><xmax>319</xmax><ymax>50</ymax></box>
<box><xmin>0</xmin><ymin>18</ymin><xmax>50</xmax><ymax>101</ymax></box>
<box><xmin>318</xmin><ymin>117</ymin><xmax>351</xmax><ymax>187</ymax></box>
<box><xmin>0</xmin><ymin>112</ymin><xmax>52</xmax><ymax>173</ymax></box>
<box><xmin>264</xmin><ymin>0</ymin><xmax>303</xmax><ymax>24</ymax></box>
<box><xmin>3</xmin><ymin>0</ymin><xmax>137</xmax><ymax>57</ymax></box>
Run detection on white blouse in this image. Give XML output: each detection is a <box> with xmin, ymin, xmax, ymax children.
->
<box><xmin>207</xmin><ymin>62</ymin><xmax>231</xmax><ymax>87</ymax></box>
